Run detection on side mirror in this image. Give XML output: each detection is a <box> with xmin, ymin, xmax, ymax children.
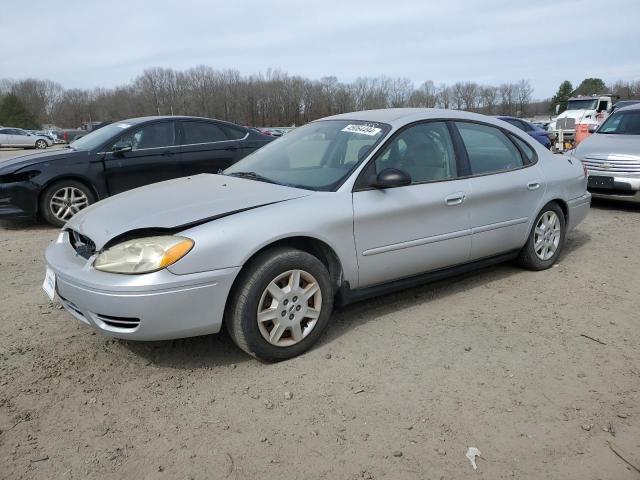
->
<box><xmin>588</xmin><ymin>124</ymin><xmax>598</xmax><ymax>133</ymax></box>
<box><xmin>113</xmin><ymin>142</ymin><xmax>132</xmax><ymax>155</ymax></box>
<box><xmin>373</xmin><ymin>168</ymin><xmax>412</xmax><ymax>188</ymax></box>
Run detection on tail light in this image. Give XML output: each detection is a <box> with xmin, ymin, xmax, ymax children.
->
<box><xmin>63</xmin><ymin>131</ymin><xmax>68</xmax><ymax>142</ymax></box>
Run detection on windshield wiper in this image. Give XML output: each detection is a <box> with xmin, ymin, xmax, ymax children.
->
<box><xmin>227</xmin><ymin>171</ymin><xmax>279</xmax><ymax>185</ymax></box>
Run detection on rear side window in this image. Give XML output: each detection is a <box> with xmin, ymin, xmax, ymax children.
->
<box><xmin>456</xmin><ymin>122</ymin><xmax>524</xmax><ymax>175</ymax></box>
<box><xmin>182</xmin><ymin>121</ymin><xmax>228</xmax><ymax>144</ymax></box>
<box><xmin>510</xmin><ymin>135</ymin><xmax>536</xmax><ymax>163</ymax></box>
<box><xmin>221</xmin><ymin>124</ymin><xmax>247</xmax><ymax>140</ymax></box>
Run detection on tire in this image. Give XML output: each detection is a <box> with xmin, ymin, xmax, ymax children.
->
<box><xmin>226</xmin><ymin>247</ymin><xmax>334</xmax><ymax>361</ymax></box>
<box><xmin>40</xmin><ymin>180</ymin><xmax>96</xmax><ymax>227</ymax></box>
<box><xmin>516</xmin><ymin>202</ymin><xmax>566</xmax><ymax>271</ymax></box>
<box><xmin>35</xmin><ymin>139</ymin><xmax>47</xmax><ymax>149</ymax></box>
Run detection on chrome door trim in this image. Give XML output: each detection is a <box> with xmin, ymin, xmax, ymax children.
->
<box><xmin>471</xmin><ymin>217</ymin><xmax>528</xmax><ymax>234</ymax></box>
<box><xmin>362</xmin><ymin>228</ymin><xmax>472</xmax><ymax>257</ymax></box>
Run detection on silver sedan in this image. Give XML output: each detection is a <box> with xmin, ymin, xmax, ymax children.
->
<box><xmin>44</xmin><ymin>109</ymin><xmax>591</xmax><ymax>361</ymax></box>
<box><xmin>573</xmin><ymin>103</ymin><xmax>640</xmax><ymax>203</ymax></box>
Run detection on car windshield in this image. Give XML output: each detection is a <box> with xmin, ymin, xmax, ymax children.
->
<box><xmin>225</xmin><ymin>120</ymin><xmax>390</xmax><ymax>191</ymax></box>
<box><xmin>597</xmin><ymin>110</ymin><xmax>640</xmax><ymax>135</ymax></box>
<box><xmin>69</xmin><ymin>122</ymin><xmax>135</xmax><ymax>151</ymax></box>
<box><xmin>566</xmin><ymin>99</ymin><xmax>598</xmax><ymax>111</ymax></box>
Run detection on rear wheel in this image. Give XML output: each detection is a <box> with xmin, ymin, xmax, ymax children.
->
<box><xmin>40</xmin><ymin>180</ymin><xmax>95</xmax><ymax>227</ymax></box>
<box><xmin>35</xmin><ymin>139</ymin><xmax>47</xmax><ymax>149</ymax></box>
<box><xmin>226</xmin><ymin>248</ymin><xmax>334</xmax><ymax>361</ymax></box>
<box><xmin>516</xmin><ymin>202</ymin><xmax>565</xmax><ymax>270</ymax></box>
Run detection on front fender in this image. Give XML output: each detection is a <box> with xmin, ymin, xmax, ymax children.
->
<box><xmin>169</xmin><ymin>192</ymin><xmax>359</xmax><ymax>287</ymax></box>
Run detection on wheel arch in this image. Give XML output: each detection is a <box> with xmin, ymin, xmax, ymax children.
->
<box><xmin>547</xmin><ymin>198</ymin><xmax>569</xmax><ymax>223</ymax></box>
<box><xmin>223</xmin><ymin>235</ymin><xmax>345</xmax><ymax>324</ymax></box>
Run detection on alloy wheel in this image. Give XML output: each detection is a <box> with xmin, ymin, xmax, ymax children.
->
<box><xmin>49</xmin><ymin>187</ymin><xmax>89</xmax><ymax>222</ymax></box>
<box><xmin>257</xmin><ymin>269</ymin><xmax>323</xmax><ymax>347</ymax></box>
<box><xmin>36</xmin><ymin>140</ymin><xmax>47</xmax><ymax>149</ymax></box>
<box><xmin>534</xmin><ymin>211</ymin><xmax>561</xmax><ymax>261</ymax></box>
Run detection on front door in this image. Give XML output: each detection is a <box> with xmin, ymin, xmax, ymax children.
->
<box><xmin>454</xmin><ymin>121</ymin><xmax>546</xmax><ymax>260</ymax></box>
<box><xmin>103</xmin><ymin>120</ymin><xmax>180</xmax><ymax>195</ymax></box>
<box><xmin>179</xmin><ymin>120</ymin><xmax>239</xmax><ymax>175</ymax></box>
<box><xmin>353</xmin><ymin>121</ymin><xmax>471</xmax><ymax>288</ymax></box>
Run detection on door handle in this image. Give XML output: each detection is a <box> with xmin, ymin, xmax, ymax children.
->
<box><xmin>445</xmin><ymin>192</ymin><xmax>466</xmax><ymax>206</ymax></box>
<box><xmin>163</xmin><ymin>150</ymin><xmax>175</xmax><ymax>156</ymax></box>
<box><xmin>527</xmin><ymin>181</ymin><xmax>541</xmax><ymax>190</ymax></box>
<box><xmin>225</xmin><ymin>145</ymin><xmax>239</xmax><ymax>151</ymax></box>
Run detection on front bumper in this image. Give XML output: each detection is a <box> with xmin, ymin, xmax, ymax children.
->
<box><xmin>0</xmin><ymin>181</ymin><xmax>39</xmax><ymax>219</ymax></box>
<box><xmin>586</xmin><ymin>172</ymin><xmax>640</xmax><ymax>204</ymax></box>
<box><xmin>45</xmin><ymin>231</ymin><xmax>241</xmax><ymax>340</ymax></box>
<box><xmin>566</xmin><ymin>192</ymin><xmax>591</xmax><ymax>231</ymax></box>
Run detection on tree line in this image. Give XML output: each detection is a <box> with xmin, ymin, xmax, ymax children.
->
<box><xmin>1</xmin><ymin>68</ymin><xmax>639</xmax><ymax>129</ymax></box>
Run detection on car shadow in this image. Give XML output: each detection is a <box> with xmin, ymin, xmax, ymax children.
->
<box><xmin>590</xmin><ymin>198</ymin><xmax>640</xmax><ymax>212</ymax></box>
<box><xmin>119</xmin><ymin>331</ymin><xmax>252</xmax><ymax>369</ymax></box>
<box><xmin>0</xmin><ymin>218</ymin><xmax>55</xmax><ymax>231</ymax></box>
<box><xmin>119</xmin><ymin>229</ymin><xmax>591</xmax><ymax>368</ymax></box>
<box><xmin>321</xmin><ymin>228</ymin><xmax>591</xmax><ymax>346</ymax></box>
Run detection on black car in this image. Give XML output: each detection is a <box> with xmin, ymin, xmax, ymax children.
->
<box><xmin>0</xmin><ymin>116</ymin><xmax>274</xmax><ymax>226</ymax></box>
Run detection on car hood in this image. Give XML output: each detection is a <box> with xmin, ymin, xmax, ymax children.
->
<box><xmin>66</xmin><ymin>174</ymin><xmax>313</xmax><ymax>249</ymax></box>
<box><xmin>575</xmin><ymin>133</ymin><xmax>640</xmax><ymax>160</ymax></box>
<box><xmin>0</xmin><ymin>148</ymin><xmax>86</xmax><ymax>174</ymax></box>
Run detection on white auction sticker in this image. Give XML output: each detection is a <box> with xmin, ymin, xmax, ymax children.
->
<box><xmin>341</xmin><ymin>124</ymin><xmax>382</xmax><ymax>136</ymax></box>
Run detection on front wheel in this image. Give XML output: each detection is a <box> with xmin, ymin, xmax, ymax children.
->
<box><xmin>516</xmin><ymin>202</ymin><xmax>566</xmax><ymax>270</ymax></box>
<box><xmin>35</xmin><ymin>139</ymin><xmax>48</xmax><ymax>149</ymax></box>
<box><xmin>226</xmin><ymin>248</ymin><xmax>334</xmax><ymax>361</ymax></box>
<box><xmin>40</xmin><ymin>180</ymin><xmax>96</xmax><ymax>227</ymax></box>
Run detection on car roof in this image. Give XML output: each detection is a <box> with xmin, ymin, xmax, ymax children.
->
<box><xmin>319</xmin><ymin>108</ymin><xmax>503</xmax><ymax>128</ymax></box>
<box><xmin>119</xmin><ymin>115</ymin><xmax>245</xmax><ymax>127</ymax></box>
<box><xmin>617</xmin><ymin>103</ymin><xmax>640</xmax><ymax>112</ymax></box>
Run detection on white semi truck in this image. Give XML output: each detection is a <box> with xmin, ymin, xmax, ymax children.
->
<box><xmin>549</xmin><ymin>94</ymin><xmax>616</xmax><ymax>151</ymax></box>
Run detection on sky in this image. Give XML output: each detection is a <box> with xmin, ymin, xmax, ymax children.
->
<box><xmin>1</xmin><ymin>0</ymin><xmax>639</xmax><ymax>99</ymax></box>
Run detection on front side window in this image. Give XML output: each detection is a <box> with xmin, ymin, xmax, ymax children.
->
<box><xmin>116</xmin><ymin>122</ymin><xmax>175</xmax><ymax>150</ymax></box>
<box><xmin>456</xmin><ymin>122</ymin><xmax>524</xmax><ymax>175</ymax></box>
<box><xmin>598</xmin><ymin>110</ymin><xmax>640</xmax><ymax>135</ymax></box>
<box><xmin>225</xmin><ymin>120</ymin><xmax>389</xmax><ymax>191</ymax></box>
<box><xmin>182</xmin><ymin>121</ymin><xmax>227</xmax><ymax>144</ymax></box>
<box><xmin>374</xmin><ymin>122</ymin><xmax>457</xmax><ymax>183</ymax></box>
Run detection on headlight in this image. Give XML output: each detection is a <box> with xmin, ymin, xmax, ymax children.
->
<box><xmin>94</xmin><ymin>236</ymin><xmax>194</xmax><ymax>274</ymax></box>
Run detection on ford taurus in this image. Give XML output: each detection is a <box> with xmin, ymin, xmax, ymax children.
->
<box><xmin>44</xmin><ymin>109</ymin><xmax>591</xmax><ymax>361</ymax></box>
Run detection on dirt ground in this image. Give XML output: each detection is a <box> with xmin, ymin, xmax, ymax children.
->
<box><xmin>0</xmin><ymin>150</ymin><xmax>639</xmax><ymax>478</ymax></box>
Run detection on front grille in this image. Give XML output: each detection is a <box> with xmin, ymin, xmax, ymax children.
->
<box><xmin>68</xmin><ymin>229</ymin><xmax>96</xmax><ymax>259</ymax></box>
<box><xmin>556</xmin><ymin>118</ymin><xmax>576</xmax><ymax>130</ymax></box>
<box><xmin>583</xmin><ymin>155</ymin><xmax>640</xmax><ymax>175</ymax></box>
<box><xmin>96</xmin><ymin>314</ymin><xmax>140</xmax><ymax>330</ymax></box>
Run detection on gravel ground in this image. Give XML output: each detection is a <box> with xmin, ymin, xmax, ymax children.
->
<box><xmin>0</xmin><ymin>149</ymin><xmax>639</xmax><ymax>479</ymax></box>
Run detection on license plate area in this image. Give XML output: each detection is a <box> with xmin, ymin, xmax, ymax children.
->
<box><xmin>588</xmin><ymin>175</ymin><xmax>614</xmax><ymax>189</ymax></box>
<box><xmin>43</xmin><ymin>267</ymin><xmax>56</xmax><ymax>301</ymax></box>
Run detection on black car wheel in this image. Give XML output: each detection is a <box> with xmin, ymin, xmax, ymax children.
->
<box><xmin>226</xmin><ymin>247</ymin><xmax>334</xmax><ymax>362</ymax></box>
<box><xmin>40</xmin><ymin>180</ymin><xmax>96</xmax><ymax>227</ymax></box>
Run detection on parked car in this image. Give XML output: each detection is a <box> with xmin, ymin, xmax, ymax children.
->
<box><xmin>62</xmin><ymin>121</ymin><xmax>111</xmax><ymax>143</ymax></box>
<box><xmin>573</xmin><ymin>103</ymin><xmax>640</xmax><ymax>203</ymax></box>
<box><xmin>0</xmin><ymin>116</ymin><xmax>274</xmax><ymax>226</ymax></box>
<box><xmin>0</xmin><ymin>128</ymin><xmax>53</xmax><ymax>149</ymax></box>
<box><xmin>496</xmin><ymin>116</ymin><xmax>552</xmax><ymax>148</ymax></box>
<box><xmin>43</xmin><ymin>108</ymin><xmax>590</xmax><ymax>361</ymax></box>
<box><xmin>611</xmin><ymin>100</ymin><xmax>640</xmax><ymax>113</ymax></box>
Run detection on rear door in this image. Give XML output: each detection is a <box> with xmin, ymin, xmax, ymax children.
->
<box><xmin>454</xmin><ymin>121</ymin><xmax>545</xmax><ymax>260</ymax></box>
<box><xmin>103</xmin><ymin>120</ymin><xmax>180</xmax><ymax>195</ymax></box>
<box><xmin>178</xmin><ymin>120</ymin><xmax>240</xmax><ymax>175</ymax></box>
